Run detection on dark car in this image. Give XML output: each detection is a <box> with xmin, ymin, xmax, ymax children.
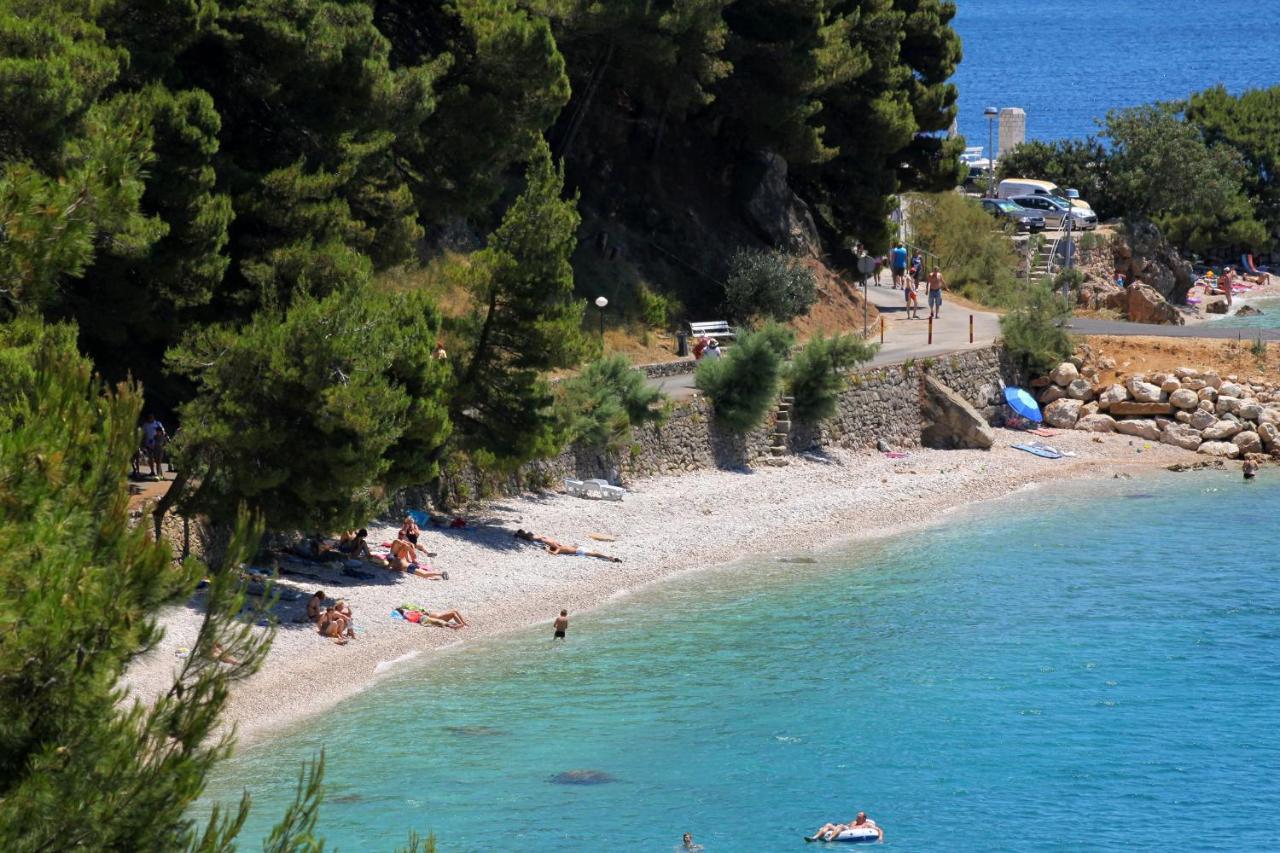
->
<box><xmin>980</xmin><ymin>198</ymin><xmax>1046</xmax><ymax>233</ymax></box>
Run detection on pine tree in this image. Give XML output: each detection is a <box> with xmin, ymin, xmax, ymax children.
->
<box><xmin>448</xmin><ymin>138</ymin><xmax>590</xmax><ymax>467</ymax></box>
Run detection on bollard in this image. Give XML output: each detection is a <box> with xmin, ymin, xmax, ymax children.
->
<box><xmin>969</xmin><ymin>314</ymin><xmax>974</xmax><ymax>344</ymax></box>
<box><xmin>928</xmin><ymin>315</ymin><xmax>933</xmax><ymax>345</ymax></box>
<box><xmin>880</xmin><ymin>315</ymin><xmax>884</xmax><ymax>344</ymax></box>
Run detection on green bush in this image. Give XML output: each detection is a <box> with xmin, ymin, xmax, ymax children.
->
<box><xmin>637</xmin><ymin>286</ymin><xmax>681</xmax><ymax>329</ymax></box>
<box><xmin>556</xmin><ymin>354</ymin><xmax>667</xmax><ymax>448</ymax></box>
<box><xmin>787</xmin><ymin>333</ymin><xmax>878</xmax><ymax>423</ymax></box>
<box><xmin>722</xmin><ymin>249</ymin><xmax>817</xmax><ymax>323</ymax></box>
<box><xmin>1000</xmin><ymin>282</ymin><xmax>1074</xmax><ymax>374</ymax></box>
<box><xmin>908</xmin><ymin>192</ymin><xmax>1020</xmax><ymax>307</ymax></box>
<box><xmin>695</xmin><ymin>325</ymin><xmax>793</xmax><ymax>432</ymax></box>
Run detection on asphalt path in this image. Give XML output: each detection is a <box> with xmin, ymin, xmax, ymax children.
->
<box><xmin>1068</xmin><ymin>318</ymin><xmax>1280</xmax><ymax>340</ymax></box>
<box><xmin>649</xmin><ymin>281</ymin><xmax>1003</xmax><ymax>400</ymax></box>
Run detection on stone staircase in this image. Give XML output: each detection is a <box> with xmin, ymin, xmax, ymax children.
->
<box><xmin>764</xmin><ymin>396</ymin><xmax>793</xmax><ymax>466</ymax></box>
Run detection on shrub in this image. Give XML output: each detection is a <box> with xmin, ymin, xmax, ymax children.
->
<box><xmin>722</xmin><ymin>249</ymin><xmax>817</xmax><ymax>323</ymax></box>
<box><xmin>637</xmin><ymin>286</ymin><xmax>680</xmax><ymax>329</ymax></box>
<box><xmin>1000</xmin><ymin>282</ymin><xmax>1074</xmax><ymax>374</ymax></box>
<box><xmin>556</xmin><ymin>354</ymin><xmax>667</xmax><ymax>448</ymax></box>
<box><xmin>787</xmin><ymin>333</ymin><xmax>878</xmax><ymax>423</ymax></box>
<box><xmin>695</xmin><ymin>325</ymin><xmax>793</xmax><ymax>432</ymax></box>
<box><xmin>908</xmin><ymin>192</ymin><xmax>1020</xmax><ymax>307</ymax></box>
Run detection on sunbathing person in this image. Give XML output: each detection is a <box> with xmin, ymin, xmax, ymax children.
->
<box><xmin>306</xmin><ymin>590</ymin><xmax>326</xmax><ymax>622</ymax></box>
<box><xmin>395</xmin><ymin>606</ymin><xmax>467</xmax><ymax>629</ymax></box>
<box><xmin>317</xmin><ymin>606</ymin><xmax>354</xmax><ymax>643</ymax></box>
<box><xmin>334</xmin><ymin>599</ymin><xmax>355</xmax><ymax>636</ymax></box>
<box><xmin>387</xmin><ymin>539</ymin><xmax>448</xmax><ymax>579</ymax></box>
<box><xmin>513</xmin><ymin>529</ymin><xmax>622</xmax><ymax>562</ymax></box>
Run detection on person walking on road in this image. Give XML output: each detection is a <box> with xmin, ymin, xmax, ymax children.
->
<box><xmin>927</xmin><ymin>267</ymin><xmax>945</xmax><ymax>319</ymax></box>
<box><xmin>890</xmin><ymin>242</ymin><xmax>908</xmax><ymax>289</ymax></box>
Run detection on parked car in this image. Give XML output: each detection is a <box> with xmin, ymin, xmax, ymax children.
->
<box><xmin>1008</xmin><ymin>194</ymin><xmax>1097</xmax><ymax>230</ymax></box>
<box><xmin>979</xmin><ymin>198</ymin><xmax>1046</xmax><ymax>233</ymax></box>
<box><xmin>998</xmin><ymin>178</ymin><xmax>1093</xmax><ymax>212</ymax></box>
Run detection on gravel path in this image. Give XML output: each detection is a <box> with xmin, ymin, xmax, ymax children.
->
<box><xmin>122</xmin><ymin>429</ymin><xmax>1198</xmax><ymax>744</ymax></box>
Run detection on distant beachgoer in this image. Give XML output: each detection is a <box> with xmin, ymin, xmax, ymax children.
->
<box><xmin>553</xmin><ymin>609</ymin><xmax>569</xmax><ymax>640</ymax></box>
<box><xmin>1221</xmin><ymin>267</ymin><xmax>1236</xmax><ymax>307</ymax></box>
<box><xmin>317</xmin><ymin>606</ymin><xmax>352</xmax><ymax>643</ymax></box>
<box><xmin>678</xmin><ymin>832</ymin><xmax>703</xmax><ymax>851</ymax></box>
<box><xmin>692</xmin><ymin>335</ymin><xmax>709</xmax><ymax>360</ymax></box>
<box><xmin>904</xmin><ymin>278</ymin><xmax>919</xmax><ymax>319</ymax></box>
<box><xmin>334</xmin><ymin>599</ymin><xmax>355</xmax><ymax>637</ymax></box>
<box><xmin>874</xmin><ymin>256</ymin><xmax>886</xmax><ymax>286</ymax></box>
<box><xmin>396</xmin><ymin>606</ymin><xmax>467</xmax><ymax>629</ymax></box>
<box><xmin>1115</xmin><ymin>270</ymin><xmax>1127</xmax><ymax>288</ymax></box>
<box><xmin>927</xmin><ymin>267</ymin><xmax>945</xmax><ymax>319</ymax></box>
<box><xmin>910</xmin><ymin>252</ymin><xmax>923</xmax><ymax>284</ymax></box>
<box><xmin>514</xmin><ymin>529</ymin><xmax>622</xmax><ymax>562</ymax></box>
<box><xmin>890</xmin><ymin>242</ymin><xmax>908</xmax><ymax>289</ymax></box>
<box><xmin>1243</xmin><ymin>458</ymin><xmax>1259</xmax><ymax>480</ymax></box>
<box><xmin>338</xmin><ymin>528</ymin><xmax>371</xmax><ymax>559</ymax></box>
<box><xmin>399</xmin><ymin>515</ymin><xmax>421</xmax><ymax>545</ymax></box>
<box><xmin>306</xmin><ymin>590</ymin><xmax>326</xmax><ymax>622</ymax></box>
<box><xmin>387</xmin><ymin>538</ymin><xmax>447</xmax><ymax>579</ymax></box>
<box><xmin>209</xmin><ymin>643</ymin><xmax>241</xmax><ymax>666</ymax></box>
<box><xmin>432</xmin><ymin>341</ymin><xmax>448</xmax><ymax>361</ymax></box>
<box><xmin>703</xmin><ymin>339</ymin><xmax>722</xmax><ymax>359</ymax></box>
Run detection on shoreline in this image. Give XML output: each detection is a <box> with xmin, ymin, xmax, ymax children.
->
<box><xmin>123</xmin><ymin>429</ymin><xmax>1204</xmax><ymax>747</ymax></box>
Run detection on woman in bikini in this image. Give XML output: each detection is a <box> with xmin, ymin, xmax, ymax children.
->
<box><xmin>399</xmin><ymin>515</ymin><xmax>421</xmax><ymax>545</ymax></box>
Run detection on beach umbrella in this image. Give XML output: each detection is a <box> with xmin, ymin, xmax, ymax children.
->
<box><xmin>1003</xmin><ymin>386</ymin><xmax>1043</xmax><ymax>423</ymax></box>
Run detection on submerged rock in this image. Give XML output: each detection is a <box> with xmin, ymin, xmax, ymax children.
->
<box><xmin>550</xmin><ymin>769</ymin><xmax>617</xmax><ymax>786</ymax></box>
<box><xmin>445</xmin><ymin>725</ymin><xmax>506</xmax><ymax>737</ymax></box>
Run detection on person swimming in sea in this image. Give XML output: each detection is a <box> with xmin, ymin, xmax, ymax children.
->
<box><xmin>807</xmin><ymin>811</ymin><xmax>883</xmax><ymax>843</ymax></box>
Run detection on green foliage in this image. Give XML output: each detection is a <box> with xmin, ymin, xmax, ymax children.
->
<box><xmin>694</xmin><ymin>324</ymin><xmax>791</xmax><ymax>432</ymax></box>
<box><xmin>449</xmin><ymin>139</ymin><xmax>590</xmax><ymax>468</ymax></box>
<box><xmin>786</xmin><ymin>333</ymin><xmax>877</xmax><ymax>424</ymax></box>
<box><xmin>1251</xmin><ymin>334</ymin><xmax>1267</xmax><ymax>362</ymax></box>
<box><xmin>1104</xmin><ymin>104</ymin><xmax>1267</xmax><ymax>252</ymax></box>
<box><xmin>999</xmin><ymin>282</ymin><xmax>1074</xmax><ymax>374</ymax></box>
<box><xmin>0</xmin><ymin>316</ymin><xmax>377</xmax><ymax>850</ymax></box>
<box><xmin>908</xmin><ymin>191</ymin><xmax>1019</xmax><ymax>306</ymax></box>
<box><xmin>167</xmin><ymin>286</ymin><xmax>452</xmax><ymax>532</ymax></box>
<box><xmin>638</xmin><ymin>285</ymin><xmax>681</xmax><ymax>329</ymax></box>
<box><xmin>723</xmin><ymin>248</ymin><xmax>817</xmax><ymax>322</ymax></box>
<box><xmin>1186</xmin><ymin>84</ymin><xmax>1280</xmax><ymax>247</ymax></box>
<box><xmin>556</xmin><ymin>354</ymin><xmax>667</xmax><ymax>448</ymax></box>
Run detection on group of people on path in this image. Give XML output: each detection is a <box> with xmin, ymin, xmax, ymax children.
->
<box><xmin>888</xmin><ymin>242</ymin><xmax>945</xmax><ymax>320</ymax></box>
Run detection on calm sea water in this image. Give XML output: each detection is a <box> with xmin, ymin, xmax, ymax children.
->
<box><xmin>952</xmin><ymin>0</ymin><xmax>1280</xmax><ymax>145</ymax></box>
<box><xmin>204</xmin><ymin>471</ymin><xmax>1280</xmax><ymax>851</ymax></box>
<box><xmin>1209</xmin><ymin>297</ymin><xmax>1280</xmax><ymax>330</ymax></box>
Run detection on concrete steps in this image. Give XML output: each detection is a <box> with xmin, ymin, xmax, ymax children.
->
<box><xmin>763</xmin><ymin>396</ymin><xmax>794</xmax><ymax>466</ymax></box>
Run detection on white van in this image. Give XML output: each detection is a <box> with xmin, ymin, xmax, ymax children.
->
<box><xmin>997</xmin><ymin>178</ymin><xmax>1092</xmax><ymax>211</ymax></box>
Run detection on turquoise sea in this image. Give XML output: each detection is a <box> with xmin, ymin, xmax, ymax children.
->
<box><xmin>204</xmin><ymin>471</ymin><xmax>1280</xmax><ymax>850</ymax></box>
<box><xmin>1208</xmin><ymin>297</ymin><xmax>1280</xmax><ymax>331</ymax></box>
<box><xmin>952</xmin><ymin>0</ymin><xmax>1280</xmax><ymax>145</ymax></box>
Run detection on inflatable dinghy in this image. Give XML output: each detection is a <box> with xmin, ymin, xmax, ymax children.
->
<box><xmin>804</xmin><ymin>825</ymin><xmax>880</xmax><ymax>844</ymax></box>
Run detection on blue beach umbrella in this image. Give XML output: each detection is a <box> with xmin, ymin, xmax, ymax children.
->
<box><xmin>1003</xmin><ymin>386</ymin><xmax>1043</xmax><ymax>423</ymax></box>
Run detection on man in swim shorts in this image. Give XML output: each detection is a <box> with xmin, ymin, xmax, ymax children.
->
<box><xmin>553</xmin><ymin>609</ymin><xmax>569</xmax><ymax>640</ymax></box>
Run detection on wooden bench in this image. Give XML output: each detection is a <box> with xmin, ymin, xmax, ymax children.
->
<box><xmin>688</xmin><ymin>320</ymin><xmax>735</xmax><ymax>341</ymax></box>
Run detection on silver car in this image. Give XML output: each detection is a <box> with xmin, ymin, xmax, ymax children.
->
<box><xmin>980</xmin><ymin>198</ymin><xmax>1047</xmax><ymax>233</ymax></box>
<box><xmin>1010</xmin><ymin>195</ymin><xmax>1097</xmax><ymax>230</ymax></box>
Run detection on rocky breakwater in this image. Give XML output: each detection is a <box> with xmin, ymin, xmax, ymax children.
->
<box><xmin>1035</xmin><ymin>362</ymin><xmax>1280</xmax><ymax>461</ymax></box>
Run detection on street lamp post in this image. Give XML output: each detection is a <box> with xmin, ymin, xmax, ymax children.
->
<box><xmin>594</xmin><ymin>295</ymin><xmax>608</xmax><ymax>338</ymax></box>
<box><xmin>984</xmin><ymin>106</ymin><xmax>999</xmax><ymax>197</ymax></box>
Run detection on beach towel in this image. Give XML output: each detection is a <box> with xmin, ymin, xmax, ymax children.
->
<box><xmin>883</xmin><ymin>451</ymin><xmax>910</xmax><ymax>459</ymax></box>
<box><xmin>1012</xmin><ymin>442</ymin><xmax>1063</xmax><ymax>459</ymax></box>
<box><xmin>1028</xmin><ymin>427</ymin><xmax>1062</xmax><ymax>437</ymax></box>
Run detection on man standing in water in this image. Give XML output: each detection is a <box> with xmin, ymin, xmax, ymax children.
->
<box><xmin>553</xmin><ymin>609</ymin><xmax>569</xmax><ymax>640</ymax></box>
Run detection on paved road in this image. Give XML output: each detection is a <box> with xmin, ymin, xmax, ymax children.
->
<box><xmin>1068</xmin><ymin>318</ymin><xmax>1280</xmax><ymax>340</ymax></box>
<box><xmin>649</xmin><ymin>282</ymin><xmax>1003</xmax><ymax>400</ymax></box>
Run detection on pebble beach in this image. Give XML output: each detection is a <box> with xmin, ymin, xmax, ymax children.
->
<box><xmin>124</xmin><ymin>429</ymin><xmax>1199</xmax><ymax>744</ymax></box>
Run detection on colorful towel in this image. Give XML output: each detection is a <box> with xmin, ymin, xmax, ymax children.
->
<box><xmin>1028</xmin><ymin>427</ymin><xmax>1062</xmax><ymax>437</ymax></box>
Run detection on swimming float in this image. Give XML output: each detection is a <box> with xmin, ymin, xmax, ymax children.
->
<box><xmin>805</xmin><ymin>825</ymin><xmax>881</xmax><ymax>844</ymax></box>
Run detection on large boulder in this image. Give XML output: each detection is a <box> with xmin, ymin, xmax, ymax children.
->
<box><xmin>1189</xmin><ymin>409</ymin><xmax>1218</xmax><ymax>431</ymax></box>
<box><xmin>1066</xmin><ymin>378</ymin><xmax>1093</xmax><ymax>401</ymax></box>
<box><xmin>1234</xmin><ymin>431</ymin><xmax>1263</xmax><ymax>455</ymax></box>
<box><xmin>1126</xmin><ymin>283</ymin><xmax>1186</xmax><ymax>325</ymax></box>
<box><xmin>1160</xmin><ymin>424</ymin><xmax>1202</xmax><ymax>451</ymax></box>
<box><xmin>1076</xmin><ymin>414</ymin><xmax>1117</xmax><ymax>433</ymax></box>
<box><xmin>1111</xmin><ymin>220</ymin><xmax>1195</xmax><ymax>304</ymax></box>
<box><xmin>1039</xmin><ymin>385</ymin><xmax>1066</xmax><ymax>405</ymax></box>
<box><xmin>1202</xmin><ymin>420</ymin><xmax>1243</xmax><ymax>441</ymax></box>
<box><xmin>1168</xmin><ymin>389</ymin><xmax>1199</xmax><ymax>410</ymax></box>
<box><xmin>1115</xmin><ymin>418</ymin><xmax>1161</xmax><ymax>440</ymax></box>
<box><xmin>1238</xmin><ymin>401</ymin><xmax>1263</xmax><ymax>422</ymax></box>
<box><xmin>740</xmin><ymin>150</ymin><xmax>821</xmax><ymax>257</ymax></box>
<box><xmin>1197</xmin><ymin>386</ymin><xmax>1218</xmax><ymax>403</ymax></box>
<box><xmin>1049</xmin><ymin>362</ymin><xmax>1079</xmax><ymax>387</ymax></box>
<box><xmin>1204</xmin><ymin>297</ymin><xmax>1229</xmax><ymax>315</ymax></box>
<box><xmin>1219</xmin><ymin>382</ymin><xmax>1246</xmax><ymax>399</ymax></box>
<box><xmin>1125</xmin><ymin>376</ymin><xmax>1164</xmax><ymax>403</ymax></box>
<box><xmin>921</xmin><ymin>376</ymin><xmax>995</xmax><ymax>450</ymax></box>
<box><xmin>1109</xmin><ymin>401</ymin><xmax>1173</xmax><ymax>416</ymax></box>
<box><xmin>1216</xmin><ymin>396</ymin><xmax>1244</xmax><ymax>416</ymax></box>
<box><xmin>1198</xmin><ymin>441</ymin><xmax>1241</xmax><ymax>458</ymax></box>
<box><xmin>1043</xmin><ymin>398</ymin><xmax>1084</xmax><ymax>429</ymax></box>
<box><xmin>1258</xmin><ymin>422</ymin><xmax>1280</xmax><ymax>452</ymax></box>
<box><xmin>1097</xmin><ymin>384</ymin><xmax>1128</xmax><ymax>410</ymax></box>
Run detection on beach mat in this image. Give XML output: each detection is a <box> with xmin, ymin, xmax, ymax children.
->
<box><xmin>1013</xmin><ymin>442</ymin><xmax>1063</xmax><ymax>460</ymax></box>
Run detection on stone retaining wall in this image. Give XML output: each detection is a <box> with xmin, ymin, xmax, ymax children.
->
<box><xmin>447</xmin><ymin>346</ymin><xmax>1024</xmax><ymax>498</ymax></box>
<box><xmin>640</xmin><ymin>358</ymin><xmax>698</xmax><ymax>379</ymax></box>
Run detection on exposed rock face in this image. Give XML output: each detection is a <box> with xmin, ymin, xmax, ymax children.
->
<box><xmin>1198</xmin><ymin>440</ymin><xmax>1241</xmax><ymax>458</ymax></box>
<box><xmin>1110</xmin><ymin>401</ymin><xmax>1173</xmax><ymax>416</ymax></box>
<box><xmin>1202</xmin><ymin>420</ymin><xmax>1243</xmax><ymax>441</ymax></box>
<box><xmin>1097</xmin><ymin>384</ymin><xmax>1128</xmax><ymax>410</ymax></box>
<box><xmin>1161</xmin><ymin>424</ymin><xmax>1202</xmax><ymax>451</ymax></box>
<box><xmin>1115</xmin><ymin>418</ymin><xmax>1161</xmax><ymax>440</ymax></box>
<box><xmin>740</xmin><ymin>150</ymin><xmax>820</xmax><ymax>257</ymax></box>
<box><xmin>1050</xmin><ymin>362</ymin><xmax>1080</xmax><ymax>387</ymax></box>
<box><xmin>1111</xmin><ymin>220</ymin><xmax>1195</xmax><ymax>304</ymax></box>
<box><xmin>1043</xmin><ymin>398</ymin><xmax>1084</xmax><ymax>429</ymax></box>
<box><xmin>1125</xmin><ymin>283</ymin><xmax>1185</xmax><ymax>325</ymax></box>
<box><xmin>1075</xmin><ymin>414</ymin><xmax>1117</xmax><ymax>432</ymax></box>
<box><xmin>1235</xmin><ymin>305</ymin><xmax>1264</xmax><ymax>317</ymax></box>
<box><xmin>920</xmin><ymin>376</ymin><xmax>995</xmax><ymax>450</ymax></box>
<box><xmin>1066</xmin><ymin>378</ymin><xmax>1093</xmax><ymax>401</ymax></box>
